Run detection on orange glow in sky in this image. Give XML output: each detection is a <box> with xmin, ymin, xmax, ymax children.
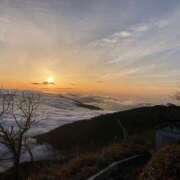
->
<box><xmin>0</xmin><ymin>0</ymin><xmax>179</xmax><ymax>102</ymax></box>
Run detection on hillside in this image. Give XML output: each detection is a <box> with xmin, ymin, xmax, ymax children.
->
<box><xmin>36</xmin><ymin>105</ymin><xmax>180</xmax><ymax>152</ymax></box>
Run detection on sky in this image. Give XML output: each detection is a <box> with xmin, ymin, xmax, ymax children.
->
<box><xmin>0</xmin><ymin>0</ymin><xmax>180</xmax><ymax>102</ymax></box>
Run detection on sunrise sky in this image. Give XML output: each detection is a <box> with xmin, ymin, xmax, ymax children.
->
<box><xmin>0</xmin><ymin>0</ymin><xmax>180</xmax><ymax>101</ymax></box>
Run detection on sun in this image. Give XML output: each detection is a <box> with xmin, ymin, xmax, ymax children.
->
<box><xmin>47</xmin><ymin>76</ymin><xmax>55</xmax><ymax>84</ymax></box>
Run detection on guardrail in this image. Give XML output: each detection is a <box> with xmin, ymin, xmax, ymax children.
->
<box><xmin>87</xmin><ymin>153</ymin><xmax>151</xmax><ymax>180</ymax></box>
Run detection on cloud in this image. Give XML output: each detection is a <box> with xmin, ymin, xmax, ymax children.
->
<box><xmin>114</xmin><ymin>31</ymin><xmax>132</xmax><ymax>38</ymax></box>
<box><xmin>102</xmin><ymin>38</ymin><xmax>117</xmax><ymax>44</ymax></box>
<box><xmin>43</xmin><ymin>87</ymin><xmax>74</xmax><ymax>91</ymax></box>
<box><xmin>32</xmin><ymin>81</ymin><xmax>55</xmax><ymax>86</ymax></box>
<box><xmin>90</xmin><ymin>17</ymin><xmax>179</xmax><ymax>68</ymax></box>
<box><xmin>132</xmin><ymin>24</ymin><xmax>149</xmax><ymax>32</ymax></box>
<box><xmin>95</xmin><ymin>30</ymin><xmax>132</xmax><ymax>46</ymax></box>
<box><xmin>85</xmin><ymin>12</ymin><xmax>180</xmax><ymax>92</ymax></box>
<box><xmin>101</xmin><ymin>64</ymin><xmax>158</xmax><ymax>80</ymax></box>
<box><xmin>42</xmin><ymin>81</ymin><xmax>55</xmax><ymax>85</ymax></box>
<box><xmin>91</xmin><ymin>19</ymin><xmax>169</xmax><ymax>48</ymax></box>
<box><xmin>155</xmin><ymin>20</ymin><xmax>169</xmax><ymax>28</ymax></box>
<box><xmin>32</xmin><ymin>82</ymin><xmax>41</xmax><ymax>85</ymax></box>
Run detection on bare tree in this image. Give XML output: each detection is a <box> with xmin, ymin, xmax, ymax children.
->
<box><xmin>0</xmin><ymin>90</ymin><xmax>40</xmax><ymax>180</ymax></box>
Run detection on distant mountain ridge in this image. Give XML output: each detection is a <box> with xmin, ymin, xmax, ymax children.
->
<box><xmin>58</xmin><ymin>94</ymin><xmax>103</xmax><ymax>110</ymax></box>
<box><xmin>36</xmin><ymin>105</ymin><xmax>180</xmax><ymax>152</ymax></box>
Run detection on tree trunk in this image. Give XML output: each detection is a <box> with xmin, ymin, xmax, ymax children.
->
<box><xmin>14</xmin><ymin>136</ymin><xmax>22</xmax><ymax>180</ymax></box>
<box><xmin>14</xmin><ymin>158</ymin><xmax>20</xmax><ymax>180</ymax></box>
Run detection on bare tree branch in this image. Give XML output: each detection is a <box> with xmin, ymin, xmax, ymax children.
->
<box><xmin>0</xmin><ymin>90</ymin><xmax>40</xmax><ymax>179</ymax></box>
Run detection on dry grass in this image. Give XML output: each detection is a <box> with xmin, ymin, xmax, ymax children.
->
<box><xmin>26</xmin><ymin>142</ymin><xmax>148</xmax><ymax>180</ymax></box>
<box><xmin>139</xmin><ymin>144</ymin><xmax>180</xmax><ymax>180</ymax></box>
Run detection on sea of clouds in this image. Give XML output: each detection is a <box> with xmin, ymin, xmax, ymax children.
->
<box><xmin>0</xmin><ymin>91</ymin><xmax>149</xmax><ymax>172</ymax></box>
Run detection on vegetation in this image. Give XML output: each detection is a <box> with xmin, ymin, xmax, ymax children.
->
<box><xmin>1</xmin><ymin>142</ymin><xmax>149</xmax><ymax>180</ymax></box>
<box><xmin>140</xmin><ymin>144</ymin><xmax>180</xmax><ymax>180</ymax></box>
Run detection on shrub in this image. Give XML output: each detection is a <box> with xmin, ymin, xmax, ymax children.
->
<box><xmin>139</xmin><ymin>144</ymin><xmax>180</xmax><ymax>180</ymax></box>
